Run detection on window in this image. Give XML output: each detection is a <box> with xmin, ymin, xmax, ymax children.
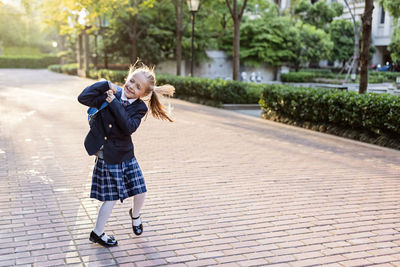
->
<box><xmin>380</xmin><ymin>6</ymin><xmax>385</xmax><ymax>24</ymax></box>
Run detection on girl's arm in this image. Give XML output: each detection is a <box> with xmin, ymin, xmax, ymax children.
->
<box><xmin>77</xmin><ymin>81</ymin><xmax>110</xmax><ymax>109</ymax></box>
<box><xmin>108</xmin><ymin>100</ymin><xmax>148</xmax><ymax>135</ymax></box>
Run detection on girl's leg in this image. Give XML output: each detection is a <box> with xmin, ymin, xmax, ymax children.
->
<box><xmin>93</xmin><ymin>200</ymin><xmax>117</xmax><ymax>240</ymax></box>
<box><xmin>132</xmin><ymin>193</ymin><xmax>145</xmax><ymax>226</ymax></box>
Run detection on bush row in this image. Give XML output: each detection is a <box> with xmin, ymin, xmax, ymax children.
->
<box><xmin>281</xmin><ymin>70</ymin><xmax>400</xmax><ymax>83</ymax></box>
<box><xmin>0</xmin><ymin>55</ymin><xmax>60</xmax><ymax>68</ymax></box>
<box><xmin>48</xmin><ymin>64</ymin><xmax>263</xmax><ymax>105</ymax></box>
<box><xmin>259</xmin><ymin>84</ymin><xmax>400</xmax><ymax>138</ymax></box>
<box><xmin>48</xmin><ymin>63</ymin><xmax>78</xmax><ymax>75</ymax></box>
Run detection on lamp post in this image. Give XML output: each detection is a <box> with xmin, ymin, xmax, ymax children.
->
<box><xmin>186</xmin><ymin>0</ymin><xmax>200</xmax><ymax>77</ymax></box>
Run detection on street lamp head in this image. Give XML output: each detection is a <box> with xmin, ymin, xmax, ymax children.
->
<box><xmin>186</xmin><ymin>0</ymin><xmax>200</xmax><ymax>12</ymax></box>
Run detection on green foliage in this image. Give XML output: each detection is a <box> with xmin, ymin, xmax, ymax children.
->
<box><xmin>156</xmin><ymin>75</ymin><xmax>263</xmax><ymax>105</ymax></box>
<box><xmin>0</xmin><ymin>55</ymin><xmax>59</xmax><ymax>68</ymax></box>
<box><xmin>2</xmin><ymin>47</ymin><xmax>43</xmax><ymax>56</ymax></box>
<box><xmin>240</xmin><ymin>12</ymin><xmax>298</xmax><ymax>67</ymax></box>
<box><xmin>293</xmin><ymin>0</ymin><xmax>343</xmax><ymax>32</ymax></box>
<box><xmin>0</xmin><ymin>2</ymin><xmax>52</xmax><ymax>52</ymax></box>
<box><xmin>292</xmin><ymin>22</ymin><xmax>333</xmax><ymax>69</ymax></box>
<box><xmin>379</xmin><ymin>0</ymin><xmax>400</xmax><ymax>19</ymax></box>
<box><xmin>329</xmin><ymin>19</ymin><xmax>356</xmax><ymax>64</ymax></box>
<box><xmin>259</xmin><ymin>84</ymin><xmax>400</xmax><ymax>137</ymax></box>
<box><xmin>48</xmin><ymin>63</ymin><xmax>78</xmax><ymax>75</ymax></box>
<box><xmin>388</xmin><ymin>27</ymin><xmax>400</xmax><ymax>64</ymax></box>
<box><xmin>281</xmin><ymin>70</ymin><xmax>400</xmax><ymax>83</ymax></box>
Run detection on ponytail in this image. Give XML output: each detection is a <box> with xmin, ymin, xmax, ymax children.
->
<box><xmin>127</xmin><ymin>60</ymin><xmax>175</xmax><ymax>122</ymax></box>
<box><xmin>149</xmin><ymin>84</ymin><xmax>175</xmax><ymax>122</ymax></box>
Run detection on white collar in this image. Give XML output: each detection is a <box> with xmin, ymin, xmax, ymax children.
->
<box><xmin>121</xmin><ymin>90</ymin><xmax>137</xmax><ymax>104</ymax></box>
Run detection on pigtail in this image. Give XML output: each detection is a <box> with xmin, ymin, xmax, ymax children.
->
<box><xmin>128</xmin><ymin>59</ymin><xmax>175</xmax><ymax>122</ymax></box>
<box><xmin>149</xmin><ymin>85</ymin><xmax>175</xmax><ymax>122</ymax></box>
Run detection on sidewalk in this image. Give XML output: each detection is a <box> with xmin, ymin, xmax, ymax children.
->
<box><xmin>1</xmin><ymin>69</ymin><xmax>400</xmax><ymax>266</ymax></box>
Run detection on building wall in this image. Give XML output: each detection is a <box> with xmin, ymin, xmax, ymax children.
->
<box><xmin>157</xmin><ymin>50</ymin><xmax>275</xmax><ymax>82</ymax></box>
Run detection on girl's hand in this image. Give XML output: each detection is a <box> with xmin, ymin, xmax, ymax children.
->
<box><xmin>109</xmin><ymin>82</ymin><xmax>118</xmax><ymax>94</ymax></box>
<box><xmin>106</xmin><ymin>89</ymin><xmax>116</xmax><ymax>103</ymax></box>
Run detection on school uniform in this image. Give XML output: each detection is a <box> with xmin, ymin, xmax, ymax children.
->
<box><xmin>78</xmin><ymin>81</ymin><xmax>148</xmax><ymax>203</ymax></box>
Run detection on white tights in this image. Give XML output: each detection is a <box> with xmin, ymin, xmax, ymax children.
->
<box><xmin>93</xmin><ymin>193</ymin><xmax>146</xmax><ymax>235</ymax></box>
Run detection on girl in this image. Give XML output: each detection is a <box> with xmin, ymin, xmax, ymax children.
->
<box><xmin>78</xmin><ymin>62</ymin><xmax>174</xmax><ymax>247</ymax></box>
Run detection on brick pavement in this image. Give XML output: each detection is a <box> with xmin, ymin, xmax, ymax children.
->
<box><xmin>0</xmin><ymin>69</ymin><xmax>400</xmax><ymax>266</ymax></box>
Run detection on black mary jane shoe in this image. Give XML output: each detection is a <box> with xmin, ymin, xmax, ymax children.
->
<box><xmin>129</xmin><ymin>208</ymin><xmax>143</xmax><ymax>236</ymax></box>
<box><xmin>89</xmin><ymin>231</ymin><xmax>118</xmax><ymax>247</ymax></box>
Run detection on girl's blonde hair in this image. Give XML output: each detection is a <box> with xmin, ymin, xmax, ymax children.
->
<box><xmin>128</xmin><ymin>61</ymin><xmax>175</xmax><ymax>122</ymax></box>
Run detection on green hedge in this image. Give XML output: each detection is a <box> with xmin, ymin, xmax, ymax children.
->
<box><xmin>48</xmin><ymin>63</ymin><xmax>78</xmax><ymax>75</ymax></box>
<box><xmin>157</xmin><ymin>74</ymin><xmax>262</xmax><ymax>105</ymax></box>
<box><xmin>0</xmin><ymin>55</ymin><xmax>59</xmax><ymax>68</ymax></box>
<box><xmin>259</xmin><ymin>84</ymin><xmax>400</xmax><ymax>147</ymax></box>
<box><xmin>281</xmin><ymin>70</ymin><xmax>400</xmax><ymax>83</ymax></box>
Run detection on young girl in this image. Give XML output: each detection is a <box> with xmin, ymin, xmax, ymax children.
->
<box><xmin>78</xmin><ymin>62</ymin><xmax>174</xmax><ymax>247</ymax></box>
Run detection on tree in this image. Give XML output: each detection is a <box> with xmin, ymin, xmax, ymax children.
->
<box><xmin>225</xmin><ymin>0</ymin><xmax>249</xmax><ymax>80</ymax></box>
<box><xmin>240</xmin><ymin>11</ymin><xmax>299</xmax><ymax>76</ymax></box>
<box><xmin>0</xmin><ymin>2</ymin><xmax>51</xmax><ymax>51</ymax></box>
<box><xmin>293</xmin><ymin>0</ymin><xmax>343</xmax><ymax>32</ymax></box>
<box><xmin>329</xmin><ymin>19</ymin><xmax>356</xmax><ymax>67</ymax></box>
<box><xmin>172</xmin><ymin>0</ymin><xmax>184</xmax><ymax>75</ymax></box>
<box><xmin>359</xmin><ymin>0</ymin><xmax>374</xmax><ymax>94</ymax></box>
<box><xmin>292</xmin><ymin>22</ymin><xmax>333</xmax><ymax>71</ymax></box>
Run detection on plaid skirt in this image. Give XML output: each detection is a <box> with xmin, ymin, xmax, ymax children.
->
<box><xmin>90</xmin><ymin>156</ymin><xmax>147</xmax><ymax>203</ymax></box>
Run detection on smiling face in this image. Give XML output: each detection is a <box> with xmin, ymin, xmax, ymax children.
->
<box><xmin>123</xmin><ymin>71</ymin><xmax>149</xmax><ymax>99</ymax></box>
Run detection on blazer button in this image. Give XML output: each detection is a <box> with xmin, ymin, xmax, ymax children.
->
<box><xmin>109</xmin><ymin>124</ymin><xmax>112</xmax><ymax>128</ymax></box>
<box><xmin>104</xmin><ymin>136</ymin><xmax>107</xmax><ymax>140</ymax></box>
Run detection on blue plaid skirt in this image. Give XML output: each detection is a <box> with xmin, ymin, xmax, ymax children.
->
<box><xmin>90</xmin><ymin>156</ymin><xmax>147</xmax><ymax>203</ymax></box>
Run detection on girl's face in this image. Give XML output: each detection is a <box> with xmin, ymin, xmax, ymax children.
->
<box><xmin>123</xmin><ymin>72</ymin><xmax>149</xmax><ymax>99</ymax></box>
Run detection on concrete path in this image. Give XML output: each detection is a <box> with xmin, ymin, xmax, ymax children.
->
<box><xmin>1</xmin><ymin>69</ymin><xmax>400</xmax><ymax>267</ymax></box>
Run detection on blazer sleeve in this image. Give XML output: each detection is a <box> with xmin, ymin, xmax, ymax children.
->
<box><xmin>77</xmin><ymin>81</ymin><xmax>109</xmax><ymax>109</ymax></box>
<box><xmin>108</xmin><ymin>100</ymin><xmax>148</xmax><ymax>135</ymax></box>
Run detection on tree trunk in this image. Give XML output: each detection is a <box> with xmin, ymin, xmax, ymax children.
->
<box><xmin>174</xmin><ymin>0</ymin><xmax>184</xmax><ymax>76</ymax></box>
<box><xmin>359</xmin><ymin>0</ymin><xmax>374</xmax><ymax>94</ymax></box>
<box><xmin>225</xmin><ymin>0</ymin><xmax>248</xmax><ymax>81</ymax></box>
<box><xmin>93</xmin><ymin>34</ymin><xmax>98</xmax><ymax>69</ymax></box>
<box><xmin>77</xmin><ymin>33</ymin><xmax>83</xmax><ymax>71</ymax></box>
<box><xmin>233</xmin><ymin>19</ymin><xmax>240</xmax><ymax>81</ymax></box>
<box><xmin>129</xmin><ymin>18</ymin><xmax>138</xmax><ymax>64</ymax></box>
<box><xmin>83</xmin><ymin>30</ymin><xmax>90</xmax><ymax>72</ymax></box>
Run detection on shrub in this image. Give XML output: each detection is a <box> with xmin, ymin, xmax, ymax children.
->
<box><xmin>157</xmin><ymin>74</ymin><xmax>262</xmax><ymax>105</ymax></box>
<box><xmin>259</xmin><ymin>84</ymin><xmax>400</xmax><ymax>137</ymax></box>
<box><xmin>281</xmin><ymin>70</ymin><xmax>400</xmax><ymax>83</ymax></box>
<box><xmin>48</xmin><ymin>63</ymin><xmax>78</xmax><ymax>75</ymax></box>
<box><xmin>0</xmin><ymin>55</ymin><xmax>60</xmax><ymax>68</ymax></box>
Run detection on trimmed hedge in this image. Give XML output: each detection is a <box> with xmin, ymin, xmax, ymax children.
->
<box><xmin>0</xmin><ymin>55</ymin><xmax>60</xmax><ymax>68</ymax></box>
<box><xmin>157</xmin><ymin>74</ymin><xmax>262</xmax><ymax>105</ymax></box>
<box><xmin>48</xmin><ymin>64</ymin><xmax>78</xmax><ymax>75</ymax></box>
<box><xmin>259</xmin><ymin>84</ymin><xmax>400</xmax><ymax>148</ymax></box>
<box><xmin>281</xmin><ymin>71</ymin><xmax>336</xmax><ymax>83</ymax></box>
<box><xmin>281</xmin><ymin>70</ymin><xmax>400</xmax><ymax>83</ymax></box>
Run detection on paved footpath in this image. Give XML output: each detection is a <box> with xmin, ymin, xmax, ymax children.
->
<box><xmin>1</xmin><ymin>69</ymin><xmax>400</xmax><ymax>267</ymax></box>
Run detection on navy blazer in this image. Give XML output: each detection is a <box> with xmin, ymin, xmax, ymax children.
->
<box><xmin>78</xmin><ymin>81</ymin><xmax>148</xmax><ymax>164</ymax></box>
